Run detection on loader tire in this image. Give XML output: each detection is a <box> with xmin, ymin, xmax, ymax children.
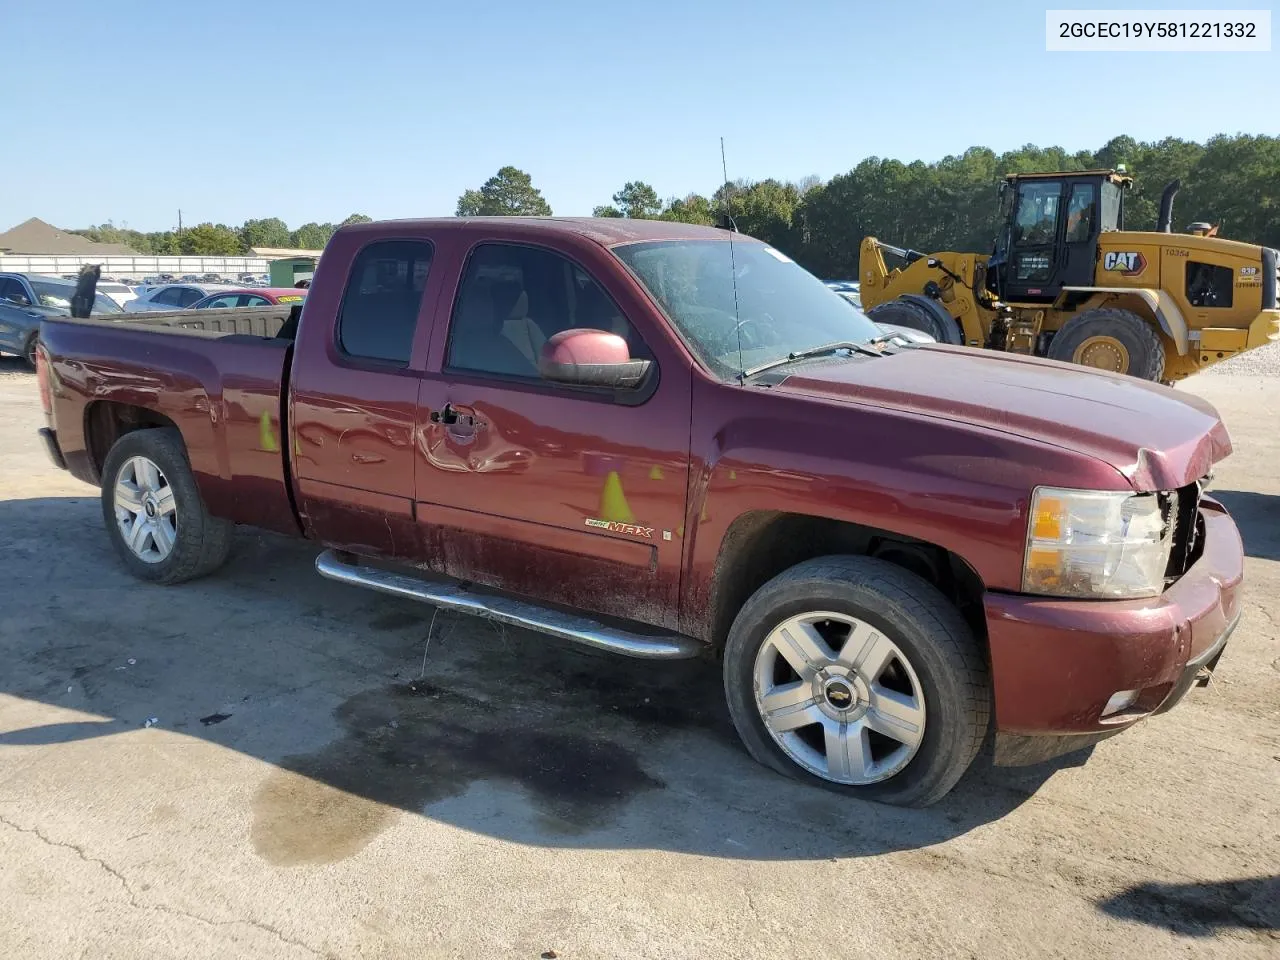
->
<box><xmin>1047</xmin><ymin>308</ymin><xmax>1166</xmax><ymax>382</ymax></box>
<box><xmin>867</xmin><ymin>296</ymin><xmax>962</xmax><ymax>345</ymax></box>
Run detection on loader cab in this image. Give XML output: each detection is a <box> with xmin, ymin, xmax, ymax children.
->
<box><xmin>987</xmin><ymin>170</ymin><xmax>1129</xmax><ymax>304</ymax></box>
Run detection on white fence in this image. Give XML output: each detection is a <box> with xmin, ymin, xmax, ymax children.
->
<box><xmin>0</xmin><ymin>254</ymin><xmax>271</xmax><ymax>278</ymax></box>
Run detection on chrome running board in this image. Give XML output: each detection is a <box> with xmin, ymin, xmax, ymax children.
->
<box><xmin>315</xmin><ymin>549</ymin><xmax>702</xmax><ymax>661</ymax></box>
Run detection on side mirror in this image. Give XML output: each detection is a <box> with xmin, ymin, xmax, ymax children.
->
<box><xmin>538</xmin><ymin>329</ymin><xmax>651</xmax><ymax>389</ymax></box>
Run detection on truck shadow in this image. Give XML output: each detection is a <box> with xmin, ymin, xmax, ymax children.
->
<box><xmin>1212</xmin><ymin>490</ymin><xmax>1280</xmax><ymax>561</ymax></box>
<box><xmin>1</xmin><ymin>495</ymin><xmax>1085</xmax><ymax>866</ymax></box>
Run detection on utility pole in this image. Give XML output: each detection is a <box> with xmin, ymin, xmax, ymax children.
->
<box><xmin>178</xmin><ymin>209</ymin><xmax>183</xmax><ymax>233</ymax></box>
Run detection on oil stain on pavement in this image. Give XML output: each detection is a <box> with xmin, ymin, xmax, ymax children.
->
<box><xmin>251</xmin><ymin>647</ymin><xmax>726</xmax><ymax>867</ymax></box>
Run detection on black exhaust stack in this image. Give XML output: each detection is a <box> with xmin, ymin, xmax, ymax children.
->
<box><xmin>1157</xmin><ymin>179</ymin><xmax>1180</xmax><ymax>233</ymax></box>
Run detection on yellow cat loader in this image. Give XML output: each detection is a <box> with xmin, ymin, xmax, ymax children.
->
<box><xmin>859</xmin><ymin>170</ymin><xmax>1280</xmax><ymax>381</ymax></box>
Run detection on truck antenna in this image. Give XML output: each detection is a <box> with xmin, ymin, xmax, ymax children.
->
<box><xmin>720</xmin><ymin>137</ymin><xmax>744</xmax><ymax>383</ymax></box>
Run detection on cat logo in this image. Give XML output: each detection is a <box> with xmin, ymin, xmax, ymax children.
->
<box><xmin>1103</xmin><ymin>251</ymin><xmax>1147</xmax><ymax>276</ymax></box>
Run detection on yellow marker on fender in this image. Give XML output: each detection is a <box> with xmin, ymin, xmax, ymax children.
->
<box><xmin>259</xmin><ymin>410</ymin><xmax>279</xmax><ymax>452</ymax></box>
<box><xmin>598</xmin><ymin>470</ymin><xmax>635</xmax><ymax>523</ymax></box>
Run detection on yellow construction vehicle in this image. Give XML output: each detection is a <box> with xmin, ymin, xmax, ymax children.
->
<box><xmin>859</xmin><ymin>170</ymin><xmax>1280</xmax><ymax>381</ymax></box>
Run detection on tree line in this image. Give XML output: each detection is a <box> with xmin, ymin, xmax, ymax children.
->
<box><xmin>455</xmin><ymin>135</ymin><xmax>1280</xmax><ymax>279</ymax></box>
<box><xmin>71</xmin><ymin>214</ymin><xmax>374</xmax><ymax>256</ymax></box>
<box><xmin>72</xmin><ymin>134</ymin><xmax>1278</xmax><ymax>270</ymax></box>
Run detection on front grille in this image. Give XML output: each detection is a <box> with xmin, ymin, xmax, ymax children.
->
<box><xmin>1164</xmin><ymin>477</ymin><xmax>1208</xmax><ymax>581</ymax></box>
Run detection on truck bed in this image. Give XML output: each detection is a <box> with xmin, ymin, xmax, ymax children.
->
<box><xmin>116</xmin><ymin>303</ymin><xmax>296</xmax><ymax>339</ymax></box>
<box><xmin>39</xmin><ymin>313</ymin><xmax>301</xmax><ymax>537</ymax></box>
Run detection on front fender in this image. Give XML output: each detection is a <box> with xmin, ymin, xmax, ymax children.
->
<box><xmin>679</xmin><ymin>381</ymin><xmax>1125</xmax><ymax>641</ymax></box>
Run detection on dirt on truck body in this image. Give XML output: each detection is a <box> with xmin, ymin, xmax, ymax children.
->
<box><xmin>36</xmin><ymin>216</ymin><xmax>1245</xmax><ymax>806</ymax></box>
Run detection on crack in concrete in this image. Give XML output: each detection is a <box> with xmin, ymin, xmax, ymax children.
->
<box><xmin>0</xmin><ymin>813</ymin><xmax>322</xmax><ymax>958</ymax></box>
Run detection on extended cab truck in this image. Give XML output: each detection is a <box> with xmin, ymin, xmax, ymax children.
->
<box><xmin>37</xmin><ymin>218</ymin><xmax>1244</xmax><ymax>807</ymax></box>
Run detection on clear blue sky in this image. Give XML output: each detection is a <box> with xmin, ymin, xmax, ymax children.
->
<box><xmin>3</xmin><ymin>0</ymin><xmax>1275</xmax><ymax>232</ymax></box>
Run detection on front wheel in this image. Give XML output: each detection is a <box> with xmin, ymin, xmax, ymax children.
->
<box><xmin>723</xmin><ymin>556</ymin><xmax>990</xmax><ymax>807</ymax></box>
<box><xmin>1047</xmin><ymin>308</ymin><xmax>1166</xmax><ymax>381</ymax></box>
<box><xmin>100</xmin><ymin>427</ymin><xmax>233</xmax><ymax>584</ymax></box>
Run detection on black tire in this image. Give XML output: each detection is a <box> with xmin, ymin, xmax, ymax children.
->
<box><xmin>1046</xmin><ymin>308</ymin><xmax>1166</xmax><ymax>381</ymax></box>
<box><xmin>100</xmin><ymin>427</ymin><xmax>233</xmax><ymax>584</ymax></box>
<box><xmin>867</xmin><ymin>296</ymin><xmax>962</xmax><ymax>345</ymax></box>
<box><xmin>723</xmin><ymin>555</ymin><xmax>990</xmax><ymax>807</ymax></box>
<box><xmin>22</xmin><ymin>333</ymin><xmax>38</xmax><ymax>370</ymax></box>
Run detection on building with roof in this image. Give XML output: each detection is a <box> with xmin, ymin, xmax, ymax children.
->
<box><xmin>0</xmin><ymin>218</ymin><xmax>139</xmax><ymax>256</ymax></box>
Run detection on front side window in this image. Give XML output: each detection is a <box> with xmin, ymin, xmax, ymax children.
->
<box><xmin>1014</xmin><ymin>181</ymin><xmax>1061</xmax><ymax>245</ymax></box>
<box><xmin>1100</xmin><ymin>181</ymin><xmax>1123</xmax><ymax>231</ymax></box>
<box><xmin>176</xmin><ymin>288</ymin><xmax>205</xmax><ymax>307</ymax></box>
<box><xmin>153</xmin><ymin>287</ymin><xmax>184</xmax><ymax>306</ymax></box>
<box><xmin>1064</xmin><ymin>183</ymin><xmax>1095</xmax><ymax>243</ymax></box>
<box><xmin>613</xmin><ymin>239</ymin><xmax>881</xmax><ymax>380</ymax></box>
<box><xmin>337</xmin><ymin>239</ymin><xmax>434</xmax><ymax>364</ymax></box>
<box><xmin>447</xmin><ymin>243</ymin><xmax>649</xmax><ymax>380</ymax></box>
<box><xmin>0</xmin><ymin>278</ymin><xmax>30</xmax><ymax>305</ymax></box>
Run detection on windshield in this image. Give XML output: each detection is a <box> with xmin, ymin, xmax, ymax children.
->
<box><xmin>612</xmin><ymin>239</ymin><xmax>881</xmax><ymax>379</ymax></box>
<box><xmin>29</xmin><ymin>278</ymin><xmax>123</xmax><ymax>314</ymax></box>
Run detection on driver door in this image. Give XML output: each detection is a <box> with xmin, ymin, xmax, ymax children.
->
<box><xmin>415</xmin><ymin>238</ymin><xmax>692</xmax><ymax>629</ymax></box>
<box><xmin>1003</xmin><ymin>179</ymin><xmax>1064</xmax><ymax>302</ymax></box>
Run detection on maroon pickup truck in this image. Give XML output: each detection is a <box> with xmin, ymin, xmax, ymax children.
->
<box><xmin>36</xmin><ymin>217</ymin><xmax>1244</xmax><ymax>806</ymax></box>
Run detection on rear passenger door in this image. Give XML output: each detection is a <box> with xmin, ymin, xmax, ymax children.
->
<box><xmin>416</xmin><ymin>239</ymin><xmax>692</xmax><ymax>629</ymax></box>
<box><xmin>290</xmin><ymin>236</ymin><xmax>442</xmax><ymax>559</ymax></box>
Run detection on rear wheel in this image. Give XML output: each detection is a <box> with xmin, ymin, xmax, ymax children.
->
<box><xmin>723</xmin><ymin>556</ymin><xmax>990</xmax><ymax>807</ymax></box>
<box><xmin>867</xmin><ymin>296</ymin><xmax>962</xmax><ymax>345</ymax></box>
<box><xmin>1047</xmin><ymin>308</ymin><xmax>1166</xmax><ymax>381</ymax></box>
<box><xmin>100</xmin><ymin>428</ymin><xmax>233</xmax><ymax>584</ymax></box>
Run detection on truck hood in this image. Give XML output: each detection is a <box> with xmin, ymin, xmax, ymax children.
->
<box><xmin>771</xmin><ymin>345</ymin><xmax>1230</xmax><ymax>491</ymax></box>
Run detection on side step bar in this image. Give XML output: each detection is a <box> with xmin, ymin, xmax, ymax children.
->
<box><xmin>315</xmin><ymin>549</ymin><xmax>703</xmax><ymax>661</ymax></box>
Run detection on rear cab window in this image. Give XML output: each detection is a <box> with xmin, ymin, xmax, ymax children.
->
<box><xmin>337</xmin><ymin>240</ymin><xmax>435</xmax><ymax>365</ymax></box>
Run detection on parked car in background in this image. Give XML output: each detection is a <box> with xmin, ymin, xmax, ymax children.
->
<box><xmin>824</xmin><ymin>279</ymin><xmax>862</xmax><ymax>307</ymax></box>
<box><xmin>180</xmin><ymin>274</ymin><xmax>200</xmax><ymax>282</ymax></box>
<box><xmin>189</xmin><ymin>288</ymin><xmax>307</xmax><ymax>309</ymax></box>
<box><xmin>96</xmin><ymin>282</ymin><xmax>138</xmax><ymax>308</ymax></box>
<box><xmin>0</xmin><ymin>272</ymin><xmax>122</xmax><ymax>366</ymax></box>
<box><xmin>125</xmin><ymin>283</ymin><xmax>233</xmax><ymax>312</ymax></box>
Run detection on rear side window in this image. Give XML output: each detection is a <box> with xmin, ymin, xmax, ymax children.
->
<box><xmin>338</xmin><ymin>240</ymin><xmax>434</xmax><ymax>364</ymax></box>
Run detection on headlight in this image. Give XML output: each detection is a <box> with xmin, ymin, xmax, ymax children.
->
<box><xmin>1023</xmin><ymin>487</ymin><xmax>1172</xmax><ymax>599</ymax></box>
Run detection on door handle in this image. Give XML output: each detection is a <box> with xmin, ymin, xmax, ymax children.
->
<box><xmin>430</xmin><ymin>403</ymin><xmax>483</xmax><ymax>429</ymax></box>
